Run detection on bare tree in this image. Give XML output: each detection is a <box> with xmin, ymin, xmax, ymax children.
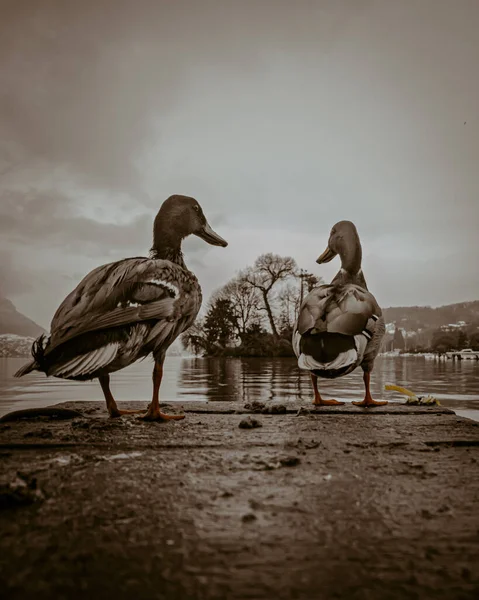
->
<box><xmin>215</xmin><ymin>274</ymin><xmax>263</xmax><ymax>337</ymax></box>
<box><xmin>277</xmin><ymin>282</ymin><xmax>300</xmax><ymax>331</ymax></box>
<box><xmin>243</xmin><ymin>253</ymin><xmax>297</xmax><ymax>337</ymax></box>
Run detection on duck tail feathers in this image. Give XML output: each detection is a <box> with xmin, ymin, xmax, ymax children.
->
<box><xmin>13</xmin><ymin>360</ymin><xmax>38</xmax><ymax>378</ymax></box>
<box><xmin>14</xmin><ymin>334</ymin><xmax>49</xmax><ymax>378</ymax></box>
<box><xmin>32</xmin><ymin>334</ymin><xmax>49</xmax><ymax>366</ymax></box>
<box><xmin>297</xmin><ymin>331</ymin><xmax>369</xmax><ymax>374</ymax></box>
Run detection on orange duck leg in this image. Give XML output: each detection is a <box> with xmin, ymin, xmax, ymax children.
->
<box><xmin>352</xmin><ymin>371</ymin><xmax>388</xmax><ymax>407</ymax></box>
<box><xmin>99</xmin><ymin>374</ymin><xmax>146</xmax><ymax>418</ymax></box>
<box><xmin>140</xmin><ymin>361</ymin><xmax>186</xmax><ymax>421</ymax></box>
<box><xmin>311</xmin><ymin>373</ymin><xmax>345</xmax><ymax>406</ymax></box>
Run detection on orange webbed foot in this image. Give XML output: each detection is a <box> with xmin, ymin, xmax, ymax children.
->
<box><xmin>108</xmin><ymin>408</ymin><xmax>146</xmax><ymax>418</ymax></box>
<box><xmin>313</xmin><ymin>398</ymin><xmax>345</xmax><ymax>406</ymax></box>
<box><xmin>354</xmin><ymin>372</ymin><xmax>386</xmax><ymax>407</ymax></box>
<box><xmin>139</xmin><ymin>407</ymin><xmax>185</xmax><ymax>422</ymax></box>
<box><xmin>352</xmin><ymin>398</ymin><xmax>388</xmax><ymax>407</ymax></box>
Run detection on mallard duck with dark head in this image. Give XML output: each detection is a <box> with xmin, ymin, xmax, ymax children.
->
<box><xmin>293</xmin><ymin>221</ymin><xmax>387</xmax><ymax>407</ymax></box>
<box><xmin>15</xmin><ymin>195</ymin><xmax>227</xmax><ymax>420</ymax></box>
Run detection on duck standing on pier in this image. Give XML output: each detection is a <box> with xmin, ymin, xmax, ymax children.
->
<box><xmin>292</xmin><ymin>221</ymin><xmax>387</xmax><ymax>407</ymax></box>
<box><xmin>15</xmin><ymin>195</ymin><xmax>227</xmax><ymax>420</ymax></box>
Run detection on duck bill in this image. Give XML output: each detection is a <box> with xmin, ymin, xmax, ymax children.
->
<box><xmin>195</xmin><ymin>221</ymin><xmax>228</xmax><ymax>247</ymax></box>
<box><xmin>316</xmin><ymin>246</ymin><xmax>337</xmax><ymax>264</ymax></box>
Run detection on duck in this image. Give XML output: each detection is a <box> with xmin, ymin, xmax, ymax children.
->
<box><xmin>292</xmin><ymin>220</ymin><xmax>387</xmax><ymax>407</ymax></box>
<box><xmin>14</xmin><ymin>195</ymin><xmax>228</xmax><ymax>420</ymax></box>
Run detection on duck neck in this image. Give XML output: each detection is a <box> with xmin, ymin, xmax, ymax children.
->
<box><xmin>150</xmin><ymin>230</ymin><xmax>186</xmax><ymax>268</ymax></box>
<box><xmin>336</xmin><ymin>242</ymin><xmax>367</xmax><ymax>288</ymax></box>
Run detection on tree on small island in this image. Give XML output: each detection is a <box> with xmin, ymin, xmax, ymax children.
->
<box><xmin>242</xmin><ymin>253</ymin><xmax>297</xmax><ymax>338</ymax></box>
<box><xmin>182</xmin><ymin>253</ymin><xmax>321</xmax><ymax>357</ymax></box>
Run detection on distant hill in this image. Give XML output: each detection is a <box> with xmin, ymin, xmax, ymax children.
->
<box><xmin>0</xmin><ymin>295</ymin><xmax>46</xmax><ymax>338</ymax></box>
<box><xmin>383</xmin><ymin>301</ymin><xmax>479</xmax><ymax>331</ymax></box>
<box><xmin>0</xmin><ymin>333</ymin><xmax>35</xmax><ymax>358</ymax></box>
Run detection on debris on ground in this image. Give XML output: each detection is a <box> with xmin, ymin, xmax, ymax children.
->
<box><xmin>23</xmin><ymin>428</ymin><xmax>54</xmax><ymax>439</ymax></box>
<box><xmin>253</xmin><ymin>455</ymin><xmax>301</xmax><ymax>470</ymax></box>
<box><xmin>244</xmin><ymin>401</ymin><xmax>287</xmax><ymax>414</ymax></box>
<box><xmin>279</xmin><ymin>456</ymin><xmax>301</xmax><ymax>467</ymax></box>
<box><xmin>286</xmin><ymin>438</ymin><xmax>321</xmax><ymax>450</ymax></box>
<box><xmin>239</xmin><ymin>417</ymin><xmax>263</xmax><ymax>429</ymax></box>
<box><xmin>71</xmin><ymin>419</ymin><xmax>91</xmax><ymax>429</ymax></box>
<box><xmin>264</xmin><ymin>404</ymin><xmax>287</xmax><ymax>414</ymax></box>
<box><xmin>0</xmin><ymin>472</ymin><xmax>44</xmax><ymax>509</ymax></box>
<box><xmin>242</xmin><ymin>512</ymin><xmax>257</xmax><ymax>523</ymax></box>
<box><xmin>244</xmin><ymin>401</ymin><xmax>266</xmax><ymax>413</ymax></box>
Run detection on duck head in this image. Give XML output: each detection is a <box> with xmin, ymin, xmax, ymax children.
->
<box><xmin>152</xmin><ymin>195</ymin><xmax>228</xmax><ymax>256</ymax></box>
<box><xmin>316</xmin><ymin>220</ymin><xmax>362</xmax><ymax>274</ymax></box>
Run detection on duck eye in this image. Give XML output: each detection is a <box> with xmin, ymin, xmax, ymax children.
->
<box><xmin>193</xmin><ymin>205</ymin><xmax>200</xmax><ymax>212</ymax></box>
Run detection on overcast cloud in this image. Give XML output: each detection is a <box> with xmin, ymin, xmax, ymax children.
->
<box><xmin>1</xmin><ymin>0</ymin><xmax>478</xmax><ymax>328</ymax></box>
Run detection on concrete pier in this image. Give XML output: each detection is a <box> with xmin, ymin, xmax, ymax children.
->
<box><xmin>1</xmin><ymin>400</ymin><xmax>478</xmax><ymax>600</ymax></box>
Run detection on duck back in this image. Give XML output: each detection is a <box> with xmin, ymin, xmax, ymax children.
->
<box><xmin>293</xmin><ymin>283</ymin><xmax>377</xmax><ymax>379</ymax></box>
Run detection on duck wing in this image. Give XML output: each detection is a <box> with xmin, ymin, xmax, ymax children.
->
<box><xmin>297</xmin><ymin>283</ymin><xmax>381</xmax><ymax>337</ymax></box>
<box><xmin>293</xmin><ymin>283</ymin><xmax>383</xmax><ymax>375</ymax></box>
<box><xmin>46</xmin><ymin>258</ymin><xmax>199</xmax><ymax>355</ymax></box>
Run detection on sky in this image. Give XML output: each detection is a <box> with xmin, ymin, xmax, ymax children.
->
<box><xmin>1</xmin><ymin>0</ymin><xmax>478</xmax><ymax>329</ymax></box>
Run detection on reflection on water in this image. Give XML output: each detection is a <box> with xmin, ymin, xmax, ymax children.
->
<box><xmin>1</xmin><ymin>356</ymin><xmax>479</xmax><ymax>421</ymax></box>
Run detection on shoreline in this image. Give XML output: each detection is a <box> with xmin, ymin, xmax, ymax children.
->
<box><xmin>2</xmin><ymin>354</ymin><xmax>479</xmax><ymax>424</ymax></box>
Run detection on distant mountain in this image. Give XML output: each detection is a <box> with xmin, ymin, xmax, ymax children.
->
<box><xmin>383</xmin><ymin>301</ymin><xmax>479</xmax><ymax>332</ymax></box>
<box><xmin>0</xmin><ymin>333</ymin><xmax>35</xmax><ymax>358</ymax></box>
<box><xmin>0</xmin><ymin>295</ymin><xmax>46</xmax><ymax>338</ymax></box>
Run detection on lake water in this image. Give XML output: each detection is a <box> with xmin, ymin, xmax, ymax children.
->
<box><xmin>1</xmin><ymin>355</ymin><xmax>479</xmax><ymax>422</ymax></box>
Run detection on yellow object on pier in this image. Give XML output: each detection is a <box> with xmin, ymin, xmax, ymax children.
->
<box><xmin>385</xmin><ymin>384</ymin><xmax>440</xmax><ymax>406</ymax></box>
